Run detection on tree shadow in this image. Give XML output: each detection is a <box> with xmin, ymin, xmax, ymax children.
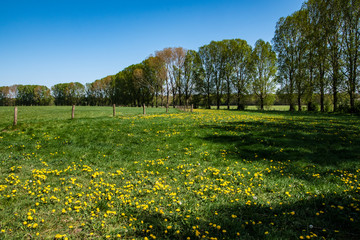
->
<box><xmin>130</xmin><ymin>192</ymin><xmax>360</xmax><ymax>239</ymax></box>
<box><xmin>200</xmin><ymin>116</ymin><xmax>360</xmax><ymax>167</ymax></box>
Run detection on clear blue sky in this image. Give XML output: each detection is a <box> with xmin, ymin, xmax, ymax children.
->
<box><xmin>0</xmin><ymin>0</ymin><xmax>304</xmax><ymax>88</ymax></box>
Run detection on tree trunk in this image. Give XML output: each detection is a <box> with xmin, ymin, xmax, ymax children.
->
<box><xmin>349</xmin><ymin>88</ymin><xmax>355</xmax><ymax>113</ymax></box>
<box><xmin>289</xmin><ymin>104</ymin><xmax>295</xmax><ymax>111</ymax></box>
<box><xmin>207</xmin><ymin>84</ymin><xmax>211</xmax><ymax>109</ymax></box>
<box><xmin>172</xmin><ymin>89</ymin><xmax>176</xmax><ymax>108</ymax></box>
<box><xmin>227</xmin><ymin>80</ymin><xmax>230</xmax><ymax>110</ymax></box>
<box><xmin>155</xmin><ymin>92</ymin><xmax>158</xmax><ymax>108</ymax></box>
<box><xmin>320</xmin><ymin>88</ymin><xmax>325</xmax><ymax>112</ymax></box>
<box><xmin>319</xmin><ymin>68</ymin><xmax>325</xmax><ymax>112</ymax></box>
<box><xmin>161</xmin><ymin>89</ymin><xmax>164</xmax><ymax>107</ymax></box>
<box><xmin>333</xmin><ymin>80</ymin><xmax>338</xmax><ymax>112</ymax></box>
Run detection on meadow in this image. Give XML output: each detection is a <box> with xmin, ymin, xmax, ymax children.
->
<box><xmin>0</xmin><ymin>106</ymin><xmax>359</xmax><ymax>239</ymax></box>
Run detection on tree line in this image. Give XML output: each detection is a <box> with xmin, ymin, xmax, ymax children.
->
<box><xmin>1</xmin><ymin>0</ymin><xmax>359</xmax><ymax>112</ymax></box>
<box><xmin>273</xmin><ymin>0</ymin><xmax>360</xmax><ymax>112</ymax></box>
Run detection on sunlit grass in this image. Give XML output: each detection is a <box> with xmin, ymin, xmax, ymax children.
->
<box><xmin>0</xmin><ymin>106</ymin><xmax>359</xmax><ymax>239</ymax></box>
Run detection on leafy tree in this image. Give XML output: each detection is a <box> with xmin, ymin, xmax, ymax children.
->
<box><xmin>210</xmin><ymin>41</ymin><xmax>226</xmax><ymax>110</ymax></box>
<box><xmin>86</xmin><ymin>76</ymin><xmax>114</xmax><ymax>106</ymax></box>
<box><xmin>155</xmin><ymin>48</ymin><xmax>173</xmax><ymax>107</ymax></box>
<box><xmin>252</xmin><ymin>39</ymin><xmax>277</xmax><ymax>110</ymax></box>
<box><xmin>274</xmin><ymin>9</ymin><xmax>309</xmax><ymax>111</ymax></box>
<box><xmin>198</xmin><ymin>44</ymin><xmax>215</xmax><ymax>108</ymax></box>
<box><xmin>273</xmin><ymin>15</ymin><xmax>298</xmax><ymax>111</ymax></box>
<box><xmin>183</xmin><ymin>50</ymin><xmax>201</xmax><ymax>107</ymax></box>
<box><xmin>155</xmin><ymin>47</ymin><xmax>186</xmax><ymax>107</ymax></box>
<box><xmin>325</xmin><ymin>0</ymin><xmax>344</xmax><ymax>112</ymax></box>
<box><xmin>340</xmin><ymin>0</ymin><xmax>360</xmax><ymax>112</ymax></box>
<box><xmin>143</xmin><ymin>56</ymin><xmax>166</xmax><ymax>107</ymax></box>
<box><xmin>0</xmin><ymin>85</ymin><xmax>16</xmax><ymax>106</ymax></box>
<box><xmin>230</xmin><ymin>39</ymin><xmax>253</xmax><ymax>110</ymax></box>
<box><xmin>51</xmin><ymin>82</ymin><xmax>85</xmax><ymax>105</ymax></box>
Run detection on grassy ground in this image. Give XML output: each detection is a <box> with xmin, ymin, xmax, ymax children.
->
<box><xmin>0</xmin><ymin>106</ymin><xmax>359</xmax><ymax>239</ymax></box>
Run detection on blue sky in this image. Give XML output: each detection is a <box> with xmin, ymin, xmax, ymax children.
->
<box><xmin>0</xmin><ymin>0</ymin><xmax>304</xmax><ymax>88</ymax></box>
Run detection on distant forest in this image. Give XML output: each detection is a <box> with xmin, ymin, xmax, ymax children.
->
<box><xmin>1</xmin><ymin>0</ymin><xmax>359</xmax><ymax>112</ymax></box>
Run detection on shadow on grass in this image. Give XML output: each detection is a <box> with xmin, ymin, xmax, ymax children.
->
<box><xmin>200</xmin><ymin>114</ymin><xmax>360</xmax><ymax>167</ymax></box>
<box><xmin>131</xmin><ymin>192</ymin><xmax>360</xmax><ymax>239</ymax></box>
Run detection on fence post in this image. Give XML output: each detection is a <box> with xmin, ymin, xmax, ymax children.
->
<box><xmin>71</xmin><ymin>105</ymin><xmax>75</xmax><ymax>119</ymax></box>
<box><xmin>14</xmin><ymin>106</ymin><xmax>18</xmax><ymax>126</ymax></box>
<box><xmin>113</xmin><ymin>104</ymin><xmax>116</xmax><ymax>117</ymax></box>
<box><xmin>143</xmin><ymin>104</ymin><xmax>146</xmax><ymax>115</ymax></box>
<box><xmin>166</xmin><ymin>103</ymin><xmax>168</xmax><ymax>113</ymax></box>
<box><xmin>191</xmin><ymin>104</ymin><xmax>193</xmax><ymax>112</ymax></box>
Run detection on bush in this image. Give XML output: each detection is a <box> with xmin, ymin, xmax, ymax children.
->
<box><xmin>324</xmin><ymin>99</ymin><xmax>333</xmax><ymax>112</ymax></box>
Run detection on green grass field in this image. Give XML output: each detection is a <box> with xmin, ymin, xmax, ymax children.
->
<box><xmin>0</xmin><ymin>106</ymin><xmax>359</xmax><ymax>239</ymax></box>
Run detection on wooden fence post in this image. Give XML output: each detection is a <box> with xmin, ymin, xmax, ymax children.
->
<box><xmin>166</xmin><ymin>103</ymin><xmax>168</xmax><ymax>113</ymax></box>
<box><xmin>71</xmin><ymin>105</ymin><xmax>75</xmax><ymax>119</ymax></box>
<box><xmin>191</xmin><ymin>104</ymin><xmax>193</xmax><ymax>112</ymax></box>
<box><xmin>14</xmin><ymin>106</ymin><xmax>18</xmax><ymax>126</ymax></box>
<box><xmin>143</xmin><ymin>104</ymin><xmax>146</xmax><ymax>115</ymax></box>
<box><xmin>113</xmin><ymin>104</ymin><xmax>116</xmax><ymax>117</ymax></box>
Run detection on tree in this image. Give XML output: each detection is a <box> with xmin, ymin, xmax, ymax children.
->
<box><xmin>325</xmin><ymin>0</ymin><xmax>344</xmax><ymax>112</ymax></box>
<box><xmin>341</xmin><ymin>0</ymin><xmax>360</xmax><ymax>112</ymax></box>
<box><xmin>143</xmin><ymin>56</ymin><xmax>166</xmax><ymax>107</ymax></box>
<box><xmin>86</xmin><ymin>76</ymin><xmax>114</xmax><ymax>106</ymax></box>
<box><xmin>252</xmin><ymin>39</ymin><xmax>277</xmax><ymax>110</ymax></box>
<box><xmin>273</xmin><ymin>15</ymin><xmax>298</xmax><ymax>111</ymax></box>
<box><xmin>306</xmin><ymin>0</ymin><xmax>330</xmax><ymax>112</ymax></box>
<box><xmin>210</xmin><ymin>41</ymin><xmax>226</xmax><ymax>110</ymax></box>
<box><xmin>0</xmin><ymin>85</ymin><xmax>16</xmax><ymax>106</ymax></box>
<box><xmin>198</xmin><ymin>44</ymin><xmax>215</xmax><ymax>108</ymax></box>
<box><xmin>183</xmin><ymin>50</ymin><xmax>201</xmax><ymax>107</ymax></box>
<box><xmin>155</xmin><ymin>47</ymin><xmax>186</xmax><ymax>107</ymax></box>
<box><xmin>155</xmin><ymin>48</ymin><xmax>173</xmax><ymax>107</ymax></box>
<box><xmin>52</xmin><ymin>82</ymin><xmax>85</xmax><ymax>105</ymax></box>
<box><xmin>274</xmin><ymin>9</ymin><xmax>309</xmax><ymax>111</ymax></box>
<box><xmin>222</xmin><ymin>40</ymin><xmax>235</xmax><ymax>110</ymax></box>
<box><xmin>230</xmin><ymin>39</ymin><xmax>253</xmax><ymax>110</ymax></box>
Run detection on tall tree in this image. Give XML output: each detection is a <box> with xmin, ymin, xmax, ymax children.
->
<box><xmin>274</xmin><ymin>9</ymin><xmax>309</xmax><ymax>111</ymax></box>
<box><xmin>52</xmin><ymin>82</ymin><xmax>85</xmax><ymax>105</ymax></box>
<box><xmin>172</xmin><ymin>47</ymin><xmax>187</xmax><ymax>106</ymax></box>
<box><xmin>306</xmin><ymin>0</ymin><xmax>329</xmax><ymax>112</ymax></box>
<box><xmin>231</xmin><ymin>39</ymin><xmax>253</xmax><ymax>110</ymax></box>
<box><xmin>341</xmin><ymin>0</ymin><xmax>360</xmax><ymax>112</ymax></box>
<box><xmin>198</xmin><ymin>44</ymin><xmax>215</xmax><ymax>108</ymax></box>
<box><xmin>211</xmin><ymin>41</ymin><xmax>226</xmax><ymax>110</ymax></box>
<box><xmin>155</xmin><ymin>47</ymin><xmax>186</xmax><ymax>107</ymax></box>
<box><xmin>252</xmin><ymin>39</ymin><xmax>277</xmax><ymax>110</ymax></box>
<box><xmin>222</xmin><ymin>40</ymin><xmax>235</xmax><ymax>110</ymax></box>
<box><xmin>143</xmin><ymin>56</ymin><xmax>166</xmax><ymax>107</ymax></box>
<box><xmin>273</xmin><ymin>14</ymin><xmax>299</xmax><ymax>111</ymax></box>
<box><xmin>183</xmin><ymin>50</ymin><xmax>201</xmax><ymax>107</ymax></box>
<box><xmin>325</xmin><ymin>0</ymin><xmax>343</xmax><ymax>112</ymax></box>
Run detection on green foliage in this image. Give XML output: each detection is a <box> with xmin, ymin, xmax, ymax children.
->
<box><xmin>86</xmin><ymin>76</ymin><xmax>114</xmax><ymax>106</ymax></box>
<box><xmin>14</xmin><ymin>85</ymin><xmax>52</xmax><ymax>106</ymax></box>
<box><xmin>252</xmin><ymin>39</ymin><xmax>277</xmax><ymax>110</ymax></box>
<box><xmin>51</xmin><ymin>82</ymin><xmax>85</xmax><ymax>106</ymax></box>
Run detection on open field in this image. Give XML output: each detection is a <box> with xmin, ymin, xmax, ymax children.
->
<box><xmin>0</xmin><ymin>106</ymin><xmax>360</xmax><ymax>239</ymax></box>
